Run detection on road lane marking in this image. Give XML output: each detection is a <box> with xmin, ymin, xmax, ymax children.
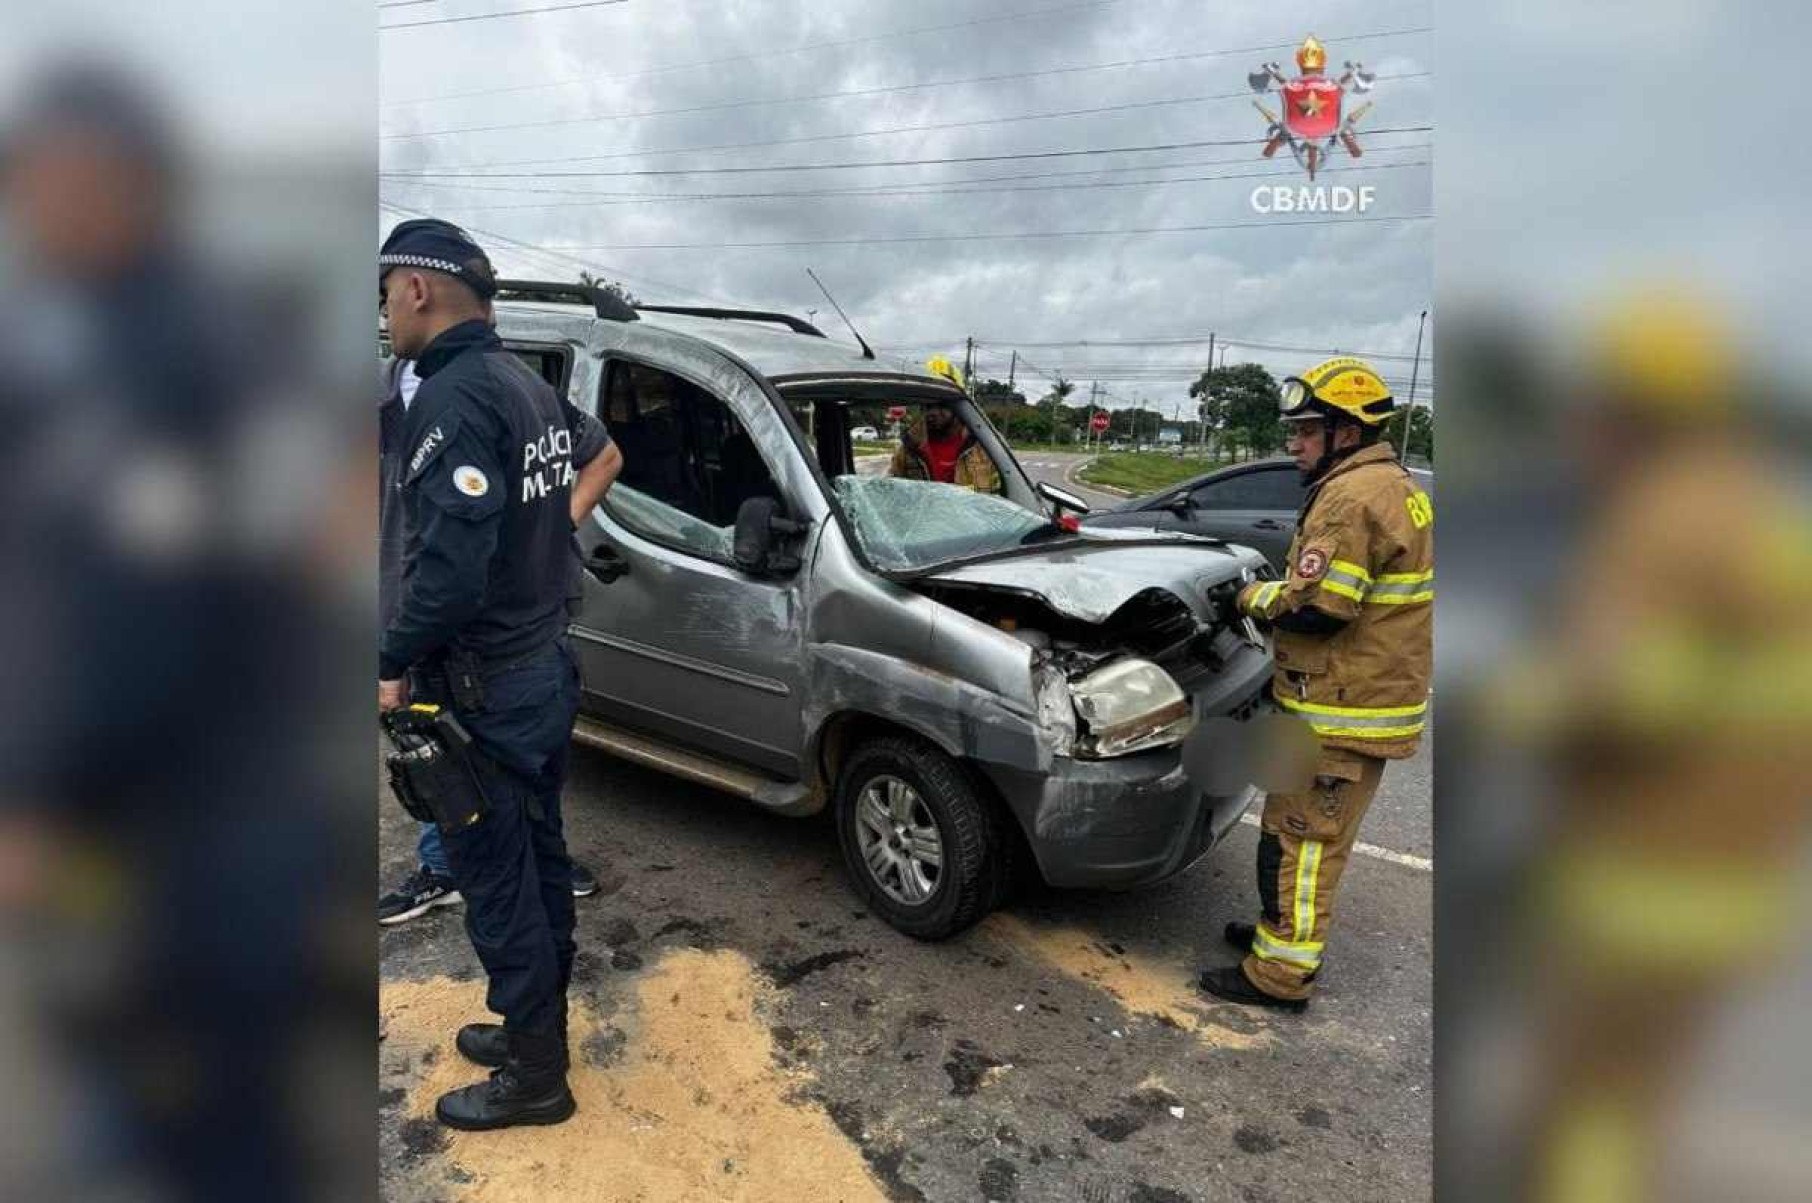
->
<box><xmin>1238</xmin><ymin>812</ymin><xmax>1432</xmax><ymax>872</ymax></box>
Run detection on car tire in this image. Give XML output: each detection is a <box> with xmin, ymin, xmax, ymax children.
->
<box><xmin>836</xmin><ymin>735</ymin><xmax>1003</xmax><ymax>940</ymax></box>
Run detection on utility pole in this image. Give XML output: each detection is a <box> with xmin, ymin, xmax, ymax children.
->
<box><xmin>1006</xmin><ymin>350</ymin><xmax>1017</xmax><ymax>393</ymax></box>
<box><xmin>1199</xmin><ymin>333</ymin><xmax>1217</xmax><ymax>459</ymax></box>
<box><xmin>1399</xmin><ymin>309</ymin><xmax>1429</xmax><ymax>455</ymax></box>
<box><xmin>962</xmin><ymin>336</ymin><xmax>976</xmax><ymax>398</ymax></box>
<box><xmin>1087</xmin><ymin>380</ymin><xmax>1102</xmax><ymax>451</ymax></box>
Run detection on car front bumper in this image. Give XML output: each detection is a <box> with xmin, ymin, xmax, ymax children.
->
<box><xmin>982</xmin><ymin>752</ymin><xmax>1261</xmax><ymax>890</ymax></box>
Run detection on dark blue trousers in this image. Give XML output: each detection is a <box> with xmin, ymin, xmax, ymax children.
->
<box><xmin>421</xmin><ymin>639</ymin><xmax>581</xmax><ymax>1044</ymax></box>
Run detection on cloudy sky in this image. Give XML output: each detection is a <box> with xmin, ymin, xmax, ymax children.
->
<box><xmin>379</xmin><ymin>0</ymin><xmax>1434</xmax><ymax>420</ymax></box>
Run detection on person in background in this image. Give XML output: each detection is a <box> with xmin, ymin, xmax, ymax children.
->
<box><xmin>888</xmin><ymin>357</ymin><xmax>1001</xmax><ymax>492</ymax></box>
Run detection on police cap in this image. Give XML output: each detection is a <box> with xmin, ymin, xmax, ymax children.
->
<box><xmin>379</xmin><ymin>218</ymin><xmax>498</xmax><ymax>300</ymax></box>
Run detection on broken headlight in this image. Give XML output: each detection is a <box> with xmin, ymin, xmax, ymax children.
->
<box><xmin>1070</xmin><ymin>659</ymin><xmax>1195</xmax><ymax>758</ymax></box>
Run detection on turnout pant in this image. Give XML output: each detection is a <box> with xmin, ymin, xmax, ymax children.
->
<box><xmin>417</xmin><ymin>639</ymin><xmax>581</xmax><ymax>1067</ymax></box>
<box><xmin>1242</xmin><ymin>747</ymin><xmax>1386</xmax><ymax>1001</ymax></box>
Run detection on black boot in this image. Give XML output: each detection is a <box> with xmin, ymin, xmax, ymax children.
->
<box><xmin>1196</xmin><ymin>964</ymin><xmax>1309</xmax><ymax>1013</ymax></box>
<box><xmin>1224</xmin><ymin>922</ymin><xmax>1256</xmax><ymax>952</ymax></box>
<box><xmin>436</xmin><ymin>1032</ymin><xmax>575</xmax><ymax>1131</ymax></box>
<box><xmin>455</xmin><ymin>1023</ymin><xmax>509</xmax><ymax>1068</ymax></box>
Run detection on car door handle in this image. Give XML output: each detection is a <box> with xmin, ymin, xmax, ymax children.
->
<box><xmin>584</xmin><ymin>546</ymin><xmax>629</xmax><ymax>584</ymax></box>
<box><xmin>1251</xmin><ymin>518</ymin><xmax>1285</xmax><ymax>530</ymax></box>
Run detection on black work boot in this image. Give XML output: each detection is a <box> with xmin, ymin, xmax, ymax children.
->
<box><xmin>436</xmin><ymin>1032</ymin><xmax>575</xmax><ymax>1131</ymax></box>
<box><xmin>1224</xmin><ymin>922</ymin><xmax>1256</xmax><ymax>952</ymax></box>
<box><xmin>1196</xmin><ymin>964</ymin><xmax>1309</xmax><ymax>1013</ymax></box>
<box><xmin>458</xmin><ymin>1020</ymin><xmax>570</xmax><ymax>1071</ymax></box>
<box><xmin>455</xmin><ymin>1023</ymin><xmax>509</xmax><ymax>1068</ymax></box>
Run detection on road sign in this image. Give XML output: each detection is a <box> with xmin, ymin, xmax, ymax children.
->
<box><xmin>886</xmin><ymin>406</ymin><xmax>908</xmax><ymax>422</ymax></box>
<box><xmin>1090</xmin><ymin>411</ymin><xmax>1110</xmax><ymax>433</ymax></box>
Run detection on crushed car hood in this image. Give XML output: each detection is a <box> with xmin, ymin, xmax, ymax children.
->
<box><xmin>925</xmin><ymin>536</ymin><xmax>1267</xmax><ymax>624</ymax></box>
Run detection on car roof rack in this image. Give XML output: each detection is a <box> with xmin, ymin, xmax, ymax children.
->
<box><xmin>635</xmin><ymin>304</ymin><xmax>827</xmax><ymax>338</ymax></box>
<box><xmin>493</xmin><ymin>279</ymin><xmax>639</xmax><ymax>323</ymax></box>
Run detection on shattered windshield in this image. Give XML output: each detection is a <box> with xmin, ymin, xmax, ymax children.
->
<box><xmin>834</xmin><ymin>475</ymin><xmax>1052</xmax><ymax>572</ymax></box>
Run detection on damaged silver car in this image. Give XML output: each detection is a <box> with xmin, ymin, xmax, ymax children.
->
<box><xmin>490</xmin><ymin>282</ymin><xmax>1276</xmax><ymax>938</ymax></box>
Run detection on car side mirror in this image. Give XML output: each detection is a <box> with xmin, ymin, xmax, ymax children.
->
<box><xmin>1036</xmin><ymin>480</ymin><xmax>1092</xmax><ymax>516</ymax></box>
<box><xmin>733</xmin><ymin>496</ymin><xmax>808</xmax><ymax>576</ymax></box>
<box><xmin>1165</xmin><ymin>492</ymin><xmax>1194</xmax><ymax>515</ymax></box>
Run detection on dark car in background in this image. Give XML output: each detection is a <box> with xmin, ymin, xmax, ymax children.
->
<box><xmin>1082</xmin><ymin>457</ymin><xmax>1433</xmax><ymax>572</ymax></box>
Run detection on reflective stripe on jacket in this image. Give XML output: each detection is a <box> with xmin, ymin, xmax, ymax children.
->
<box><xmin>1236</xmin><ymin>443</ymin><xmax>1433</xmax><ymax>758</ymax></box>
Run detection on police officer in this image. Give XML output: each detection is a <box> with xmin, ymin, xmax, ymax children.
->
<box><xmin>1198</xmin><ymin>357</ymin><xmax>1433</xmax><ymax>1011</ymax></box>
<box><xmin>378</xmin><ymin>218</ymin><xmax>584</xmax><ymax>1128</ymax></box>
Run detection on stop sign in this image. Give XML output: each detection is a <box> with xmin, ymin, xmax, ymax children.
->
<box><xmin>887</xmin><ymin>406</ymin><xmax>908</xmax><ymax>422</ymax></box>
<box><xmin>1090</xmin><ymin>411</ymin><xmax>1110</xmax><ymax>433</ymax></box>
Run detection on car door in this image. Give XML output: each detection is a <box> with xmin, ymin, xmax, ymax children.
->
<box><xmin>1169</xmin><ymin>463</ymin><xmax>1306</xmax><ymax>570</ymax></box>
<box><xmin>569</xmin><ymin>354</ymin><xmax>810</xmax><ymax>779</ymax></box>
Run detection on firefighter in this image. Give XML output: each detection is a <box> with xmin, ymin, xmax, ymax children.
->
<box><xmin>1491</xmin><ymin>291</ymin><xmax>1812</xmax><ymax>1201</ymax></box>
<box><xmin>1198</xmin><ymin>356</ymin><xmax>1433</xmax><ymax>1011</ymax></box>
<box><xmin>888</xmin><ymin>357</ymin><xmax>1002</xmax><ymax>492</ymax></box>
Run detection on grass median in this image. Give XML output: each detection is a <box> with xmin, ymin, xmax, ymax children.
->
<box><xmin>1078</xmin><ymin>452</ymin><xmax>1227</xmax><ymax>495</ymax></box>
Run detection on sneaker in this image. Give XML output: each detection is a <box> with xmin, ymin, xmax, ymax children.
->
<box><xmin>570</xmin><ymin>862</ymin><xmax>600</xmax><ymax>898</ymax></box>
<box><xmin>379</xmin><ymin>867</ymin><xmax>461</xmax><ymax>926</ymax></box>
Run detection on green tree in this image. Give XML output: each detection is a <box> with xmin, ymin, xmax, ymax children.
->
<box><xmin>1039</xmin><ymin>376</ymin><xmax>1078</xmax><ymax>445</ymax></box>
<box><xmin>577</xmin><ymin>270</ymin><xmax>640</xmax><ymax>307</ymax></box>
<box><xmin>1190</xmin><ymin>362</ymin><xmax>1282</xmax><ymax>459</ymax></box>
<box><xmin>973</xmin><ymin>377</ymin><xmax>1026</xmax><ymax>428</ymax></box>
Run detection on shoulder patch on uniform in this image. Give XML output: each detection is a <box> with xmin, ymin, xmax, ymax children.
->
<box><xmin>451</xmin><ymin>465</ymin><xmax>490</xmax><ymax>497</ymax></box>
<box><xmin>409</xmin><ymin>425</ymin><xmax>446</xmax><ymax>476</ymax></box>
<box><xmin>1297</xmin><ymin>547</ymin><xmax>1329</xmax><ymax>580</ymax></box>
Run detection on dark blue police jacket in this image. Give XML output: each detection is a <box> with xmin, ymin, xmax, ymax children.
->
<box><xmin>379</xmin><ymin>319</ymin><xmax>575</xmax><ymax>680</ymax></box>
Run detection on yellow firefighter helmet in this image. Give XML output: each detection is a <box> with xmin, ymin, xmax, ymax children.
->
<box><xmin>1587</xmin><ymin>286</ymin><xmax>1735</xmax><ymax>418</ymax></box>
<box><xmin>1279</xmin><ymin>356</ymin><xmax>1395</xmax><ymax>426</ymax></box>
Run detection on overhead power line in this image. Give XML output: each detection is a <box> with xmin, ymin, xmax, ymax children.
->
<box><xmin>383</xmin><ymin>0</ymin><xmax>1129</xmax><ymax>106</ymax></box>
<box><xmin>378</xmin><ymin>200</ymin><xmax>748</xmax><ymax>308</ymax></box>
<box><xmin>381</xmin><ymin>0</ymin><xmax>630</xmax><ymax>32</ymax></box>
<box><xmin>381</xmin><ymin>125</ymin><xmax>1434</xmax><ymax>179</ymax></box>
<box><xmin>884</xmin><ymin>331</ymin><xmax>1433</xmax><ymax>366</ymax></box>
<box><xmin>382</xmin><ymin>141</ymin><xmax>1427</xmax><ymax>199</ymax></box>
<box><xmin>384</xmin><ymin>158</ymin><xmax>1430</xmax><ymax>210</ymax></box>
<box><xmin>545</xmin><ymin>213</ymin><xmax>1431</xmax><ymax>251</ymax></box>
<box><xmin>382</xmin><ymin>26</ymin><xmax>1433</xmax><ymax>139</ymax></box>
<box><xmin>388</xmin><ymin>74</ymin><xmax>1430</xmax><ymax>170</ymax></box>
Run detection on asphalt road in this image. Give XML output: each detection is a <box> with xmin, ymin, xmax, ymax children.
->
<box><xmin>380</xmin><ymin>726</ymin><xmax>1432</xmax><ymax>1201</ymax></box>
<box><xmin>854</xmin><ymin>448</ymin><xmax>1127</xmax><ymax>514</ymax></box>
<box><xmin>1010</xmin><ymin>450</ymin><xmax>1130</xmax><ymax>514</ymax></box>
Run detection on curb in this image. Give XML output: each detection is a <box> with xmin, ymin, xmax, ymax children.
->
<box><xmin>1065</xmin><ymin>458</ymin><xmax>1134</xmax><ymax>498</ymax></box>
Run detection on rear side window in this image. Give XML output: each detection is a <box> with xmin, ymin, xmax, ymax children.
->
<box><xmin>1191</xmin><ymin>466</ymin><xmax>1304</xmax><ymax>510</ymax></box>
<box><xmin>504</xmin><ymin>343</ymin><xmax>572</xmax><ymax>397</ymax></box>
<box><xmin>600</xmin><ymin>359</ymin><xmax>782</xmax><ymax>561</ymax></box>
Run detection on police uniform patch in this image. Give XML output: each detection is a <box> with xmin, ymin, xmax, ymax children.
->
<box><xmin>409</xmin><ymin>426</ymin><xmax>445</xmax><ymax>476</ymax></box>
<box><xmin>1297</xmin><ymin>548</ymin><xmax>1328</xmax><ymax>580</ymax></box>
<box><xmin>452</xmin><ymin>465</ymin><xmax>490</xmax><ymax>497</ymax></box>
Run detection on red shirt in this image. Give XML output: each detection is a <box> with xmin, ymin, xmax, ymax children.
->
<box><xmin>920</xmin><ymin>429</ymin><xmax>965</xmax><ymax>483</ymax></box>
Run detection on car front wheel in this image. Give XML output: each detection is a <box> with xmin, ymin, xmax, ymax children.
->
<box><xmin>836</xmin><ymin>735</ymin><xmax>1003</xmax><ymax>940</ymax></box>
